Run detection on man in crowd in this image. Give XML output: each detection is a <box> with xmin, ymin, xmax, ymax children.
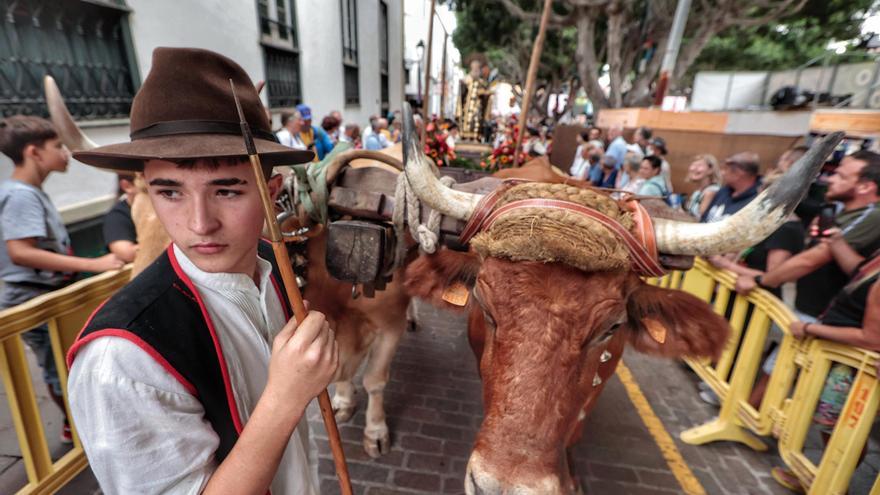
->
<box><xmin>339</xmin><ymin>123</ymin><xmax>361</xmax><ymax>148</ymax></box>
<box><xmin>295</xmin><ymin>103</ymin><xmax>334</xmax><ymax>160</ymax></box>
<box><xmin>737</xmin><ymin>151</ymin><xmax>880</xmax><ymax>319</ymax></box>
<box><xmin>634</xmin><ymin>126</ymin><xmax>652</xmax><ymax>155</ymax></box>
<box><xmin>702</xmin><ymin>152</ymin><xmax>762</xmax><ymax>223</ymax></box>
<box><xmin>364</xmin><ymin>118</ymin><xmax>390</xmax><ymax>150</ymax></box>
<box><xmin>605</xmin><ymin>124</ymin><xmax>628</xmax><ymax>169</ymax></box>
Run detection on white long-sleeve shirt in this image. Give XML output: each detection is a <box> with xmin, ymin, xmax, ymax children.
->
<box><xmin>68</xmin><ymin>244</ymin><xmax>318</xmax><ymax>495</ymax></box>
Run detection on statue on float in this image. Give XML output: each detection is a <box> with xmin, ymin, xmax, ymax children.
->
<box><xmin>456</xmin><ymin>53</ymin><xmax>496</xmax><ymax>143</ymax></box>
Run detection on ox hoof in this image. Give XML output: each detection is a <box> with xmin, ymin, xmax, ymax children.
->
<box><xmin>363</xmin><ymin>433</ymin><xmax>391</xmax><ymax>458</ymax></box>
<box><xmin>333</xmin><ymin>405</ymin><xmax>356</xmax><ymax>423</ymax></box>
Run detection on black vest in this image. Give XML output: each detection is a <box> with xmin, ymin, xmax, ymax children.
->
<box><xmin>67</xmin><ymin>243</ymin><xmax>292</xmax><ymax>462</ymax></box>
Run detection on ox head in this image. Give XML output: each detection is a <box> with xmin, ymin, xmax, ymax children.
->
<box><xmin>401</xmin><ymin>104</ymin><xmax>842</xmax><ymax>495</ymax></box>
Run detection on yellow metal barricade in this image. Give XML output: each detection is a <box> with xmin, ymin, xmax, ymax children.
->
<box><xmin>653</xmin><ymin>259</ymin><xmax>800</xmax><ymax>450</ymax></box>
<box><xmin>656</xmin><ymin>258</ymin><xmax>880</xmax><ymax>494</ymax></box>
<box><xmin>0</xmin><ymin>267</ymin><xmax>131</xmax><ymax>495</ymax></box>
<box><xmin>777</xmin><ymin>340</ymin><xmax>879</xmax><ymax>495</ymax></box>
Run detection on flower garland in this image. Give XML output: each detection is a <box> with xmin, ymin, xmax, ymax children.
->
<box><xmin>480</xmin><ymin>124</ymin><xmax>528</xmax><ymax>172</ymax></box>
<box><xmin>423</xmin><ymin>119</ymin><xmax>455</xmax><ymax>167</ymax></box>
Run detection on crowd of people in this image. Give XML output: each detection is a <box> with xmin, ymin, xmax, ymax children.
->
<box><xmin>273</xmin><ymin>104</ymin><xmax>409</xmax><ymax>157</ymax></box>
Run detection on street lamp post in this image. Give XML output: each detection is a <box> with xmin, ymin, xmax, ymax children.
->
<box><xmin>416</xmin><ymin>40</ymin><xmax>425</xmax><ymax>109</ymax></box>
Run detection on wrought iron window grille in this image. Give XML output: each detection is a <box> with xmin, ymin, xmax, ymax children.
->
<box><xmin>0</xmin><ymin>0</ymin><xmax>138</xmax><ymax>120</ymax></box>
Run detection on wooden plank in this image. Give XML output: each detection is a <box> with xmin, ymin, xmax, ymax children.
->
<box><xmin>596</xmin><ymin>108</ymin><xmax>728</xmax><ymax>133</ymax></box>
<box><xmin>810</xmin><ymin>109</ymin><xmax>880</xmax><ymax>138</ymax></box>
<box><xmin>328</xmin><ymin>188</ymin><xmax>390</xmax><ymax>220</ymax></box>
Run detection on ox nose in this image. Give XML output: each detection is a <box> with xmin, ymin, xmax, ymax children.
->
<box><xmin>466</xmin><ymin>453</ymin><xmax>565</xmax><ymax>495</ymax></box>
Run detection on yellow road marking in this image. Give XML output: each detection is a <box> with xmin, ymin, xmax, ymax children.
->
<box><xmin>616</xmin><ymin>361</ymin><xmax>707</xmax><ymax>495</ymax></box>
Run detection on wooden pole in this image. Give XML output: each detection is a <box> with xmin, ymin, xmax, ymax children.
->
<box><xmin>230</xmin><ymin>82</ymin><xmax>352</xmax><ymax>495</ymax></box>
<box><xmin>421</xmin><ymin>0</ymin><xmax>437</xmax><ymax>142</ymax></box>
<box><xmin>439</xmin><ymin>32</ymin><xmax>449</xmax><ymax>119</ymax></box>
<box><xmin>513</xmin><ymin>0</ymin><xmax>553</xmax><ymax>167</ymax></box>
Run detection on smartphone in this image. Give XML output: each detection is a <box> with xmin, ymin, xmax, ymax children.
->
<box><xmin>816</xmin><ymin>203</ymin><xmax>837</xmax><ymax>237</ymax></box>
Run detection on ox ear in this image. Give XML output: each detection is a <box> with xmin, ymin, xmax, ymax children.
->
<box><xmin>404</xmin><ymin>248</ymin><xmax>481</xmax><ymax>311</ymax></box>
<box><xmin>625</xmin><ymin>283</ymin><xmax>728</xmax><ymax>359</ymax></box>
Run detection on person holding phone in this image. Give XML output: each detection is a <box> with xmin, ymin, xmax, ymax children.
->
<box><xmin>736</xmin><ymin>151</ymin><xmax>880</xmax><ymax>323</ymax></box>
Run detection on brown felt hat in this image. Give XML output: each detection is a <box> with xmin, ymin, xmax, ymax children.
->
<box><xmin>73</xmin><ymin>47</ymin><xmax>313</xmax><ymax>171</ymax></box>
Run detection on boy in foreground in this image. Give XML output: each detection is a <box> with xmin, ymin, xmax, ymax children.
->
<box><xmin>66</xmin><ymin>47</ymin><xmax>336</xmax><ymax>494</ymax></box>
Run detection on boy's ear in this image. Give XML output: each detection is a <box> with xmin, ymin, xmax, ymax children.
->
<box><xmin>21</xmin><ymin>143</ymin><xmax>39</xmax><ymax>163</ymax></box>
<box><xmin>267</xmin><ymin>173</ymin><xmax>284</xmax><ymax>201</ymax></box>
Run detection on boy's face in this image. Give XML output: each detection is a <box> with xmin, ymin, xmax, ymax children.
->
<box><xmin>32</xmin><ymin>138</ymin><xmax>69</xmax><ymax>174</ymax></box>
<box><xmin>143</xmin><ymin>159</ymin><xmax>281</xmax><ymax>276</ymax></box>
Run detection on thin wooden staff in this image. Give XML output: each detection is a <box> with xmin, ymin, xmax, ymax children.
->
<box><xmin>229</xmin><ymin>81</ymin><xmax>352</xmax><ymax>495</ymax></box>
<box><xmin>421</xmin><ymin>0</ymin><xmax>437</xmax><ymax>143</ymax></box>
<box><xmin>513</xmin><ymin>0</ymin><xmax>554</xmax><ymax>167</ymax></box>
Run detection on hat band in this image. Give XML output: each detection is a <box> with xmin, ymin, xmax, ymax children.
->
<box><xmin>130</xmin><ymin>120</ymin><xmax>279</xmax><ymax>143</ymax></box>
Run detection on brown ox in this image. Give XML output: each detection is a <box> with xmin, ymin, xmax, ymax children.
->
<box><xmin>398</xmin><ymin>103</ymin><xmax>842</xmax><ymax>495</ymax></box>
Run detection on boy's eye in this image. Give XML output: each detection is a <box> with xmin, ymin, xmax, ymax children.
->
<box><xmin>156</xmin><ymin>189</ymin><xmax>181</xmax><ymax>199</ymax></box>
<box><xmin>216</xmin><ymin>189</ymin><xmax>243</xmax><ymax>198</ymax></box>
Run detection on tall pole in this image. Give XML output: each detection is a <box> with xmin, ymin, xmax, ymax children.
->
<box><xmin>229</xmin><ymin>82</ymin><xmax>352</xmax><ymax>495</ymax></box>
<box><xmin>439</xmin><ymin>33</ymin><xmax>449</xmax><ymax>119</ymax></box>
<box><xmin>653</xmin><ymin>0</ymin><xmax>691</xmax><ymax>106</ymax></box>
<box><xmin>513</xmin><ymin>0</ymin><xmax>553</xmax><ymax>167</ymax></box>
<box><xmin>421</xmin><ymin>0</ymin><xmax>437</xmax><ymax>142</ymax></box>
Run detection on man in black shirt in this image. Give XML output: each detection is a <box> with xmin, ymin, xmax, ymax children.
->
<box><xmin>102</xmin><ymin>173</ymin><xmax>138</xmax><ymax>263</ymax></box>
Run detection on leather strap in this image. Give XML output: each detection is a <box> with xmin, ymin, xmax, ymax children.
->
<box><xmin>131</xmin><ymin>120</ymin><xmax>279</xmax><ymax>143</ymax></box>
<box><xmin>459</xmin><ymin>179</ymin><xmax>530</xmax><ymax>244</ymax></box>
<box><xmin>473</xmin><ymin>197</ymin><xmax>667</xmax><ymax>277</ymax></box>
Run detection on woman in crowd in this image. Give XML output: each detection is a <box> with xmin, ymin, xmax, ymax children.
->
<box><xmin>616</xmin><ymin>149</ymin><xmax>644</xmax><ymax>193</ymax></box>
<box><xmin>685</xmin><ymin>154</ymin><xmax>722</xmax><ymax>218</ymax></box>
<box><xmin>637</xmin><ymin>155</ymin><xmax>669</xmax><ymax>197</ymax></box>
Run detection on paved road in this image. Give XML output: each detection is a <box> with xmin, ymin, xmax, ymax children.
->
<box><xmin>3</xmin><ymin>300</ymin><xmax>879</xmax><ymax>494</ymax></box>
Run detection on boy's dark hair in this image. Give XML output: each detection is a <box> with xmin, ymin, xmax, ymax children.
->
<box><xmin>637</xmin><ymin>126</ymin><xmax>653</xmax><ymax>140</ymax></box>
<box><xmin>0</xmin><ymin>115</ymin><xmax>58</xmax><ymax>165</ymax></box>
<box><xmin>643</xmin><ymin>155</ymin><xmax>662</xmax><ymax>170</ymax></box>
<box><xmin>117</xmin><ymin>173</ymin><xmax>136</xmax><ymax>183</ymax></box>
<box><xmin>853</xmin><ymin>150</ymin><xmax>880</xmax><ymax>190</ymax></box>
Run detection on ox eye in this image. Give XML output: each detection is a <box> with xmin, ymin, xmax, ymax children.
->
<box><xmin>595</xmin><ymin>320</ymin><xmax>625</xmax><ymax>345</ymax></box>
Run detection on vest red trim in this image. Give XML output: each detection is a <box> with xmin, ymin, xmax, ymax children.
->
<box><xmin>68</xmin><ymin>329</ymin><xmax>198</xmax><ymax>396</ymax></box>
<box><xmin>167</xmin><ymin>245</ymin><xmax>245</xmax><ymax>434</ymax></box>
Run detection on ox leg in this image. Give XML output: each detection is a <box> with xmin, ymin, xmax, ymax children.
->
<box><xmin>361</xmin><ymin>322</ymin><xmax>406</xmax><ymax>458</ymax></box>
<box><xmin>331</xmin><ymin>380</ymin><xmax>357</xmax><ymax>423</ymax></box>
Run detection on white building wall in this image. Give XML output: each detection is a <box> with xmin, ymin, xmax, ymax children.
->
<box><xmin>1</xmin><ymin>0</ymin><xmax>405</xmax><ymax>213</ymax></box>
<box><xmin>403</xmin><ymin>1</ymin><xmax>460</xmax><ymax>117</ymax></box>
<box><xmin>297</xmin><ymin>0</ymin><xmax>404</xmax><ymax>127</ymax></box>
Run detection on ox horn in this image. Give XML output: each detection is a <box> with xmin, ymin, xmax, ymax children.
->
<box><xmin>402</xmin><ymin>102</ymin><xmax>483</xmax><ymax>220</ymax></box>
<box><xmin>44</xmin><ymin>75</ymin><xmax>98</xmax><ymax>151</ymax></box>
<box><xmin>653</xmin><ymin>131</ymin><xmax>845</xmax><ymax>256</ymax></box>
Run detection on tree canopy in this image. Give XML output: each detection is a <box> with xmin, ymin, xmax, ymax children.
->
<box><xmin>450</xmin><ymin>0</ymin><xmax>875</xmax><ymax>109</ymax></box>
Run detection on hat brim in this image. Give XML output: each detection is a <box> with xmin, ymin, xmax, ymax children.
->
<box><xmin>73</xmin><ymin>134</ymin><xmax>314</xmax><ymax>171</ymax></box>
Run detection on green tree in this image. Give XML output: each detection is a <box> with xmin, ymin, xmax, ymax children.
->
<box><xmin>688</xmin><ymin>0</ymin><xmax>876</xmax><ymax>80</ymax></box>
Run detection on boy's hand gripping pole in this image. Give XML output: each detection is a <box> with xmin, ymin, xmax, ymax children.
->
<box><xmin>230</xmin><ymin>81</ymin><xmax>352</xmax><ymax>495</ymax></box>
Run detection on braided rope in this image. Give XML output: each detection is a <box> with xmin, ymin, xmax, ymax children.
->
<box><xmin>390</xmin><ymin>172</ymin><xmax>456</xmax><ymax>272</ymax></box>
